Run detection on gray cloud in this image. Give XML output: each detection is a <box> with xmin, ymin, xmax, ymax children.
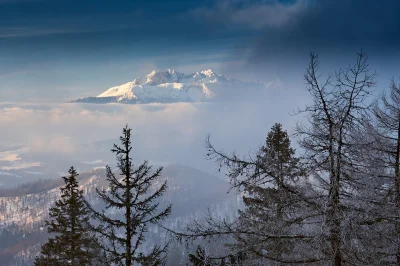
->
<box><xmin>192</xmin><ymin>0</ymin><xmax>309</xmax><ymax>29</ymax></box>
<box><xmin>0</xmin><ymin>23</ymin><xmax>139</xmax><ymax>39</ymax></box>
<box><xmin>251</xmin><ymin>0</ymin><xmax>399</xmax><ymax>61</ymax></box>
<box><xmin>190</xmin><ymin>0</ymin><xmax>400</xmax><ymax>84</ymax></box>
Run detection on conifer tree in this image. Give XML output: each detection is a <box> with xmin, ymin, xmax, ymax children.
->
<box><xmin>189</xmin><ymin>246</ymin><xmax>213</xmax><ymax>266</ymax></box>
<box><xmin>185</xmin><ymin>123</ymin><xmax>308</xmax><ymax>264</ymax></box>
<box><xmin>244</xmin><ymin>123</ymin><xmax>300</xmax><ymax>219</ymax></box>
<box><xmin>236</xmin><ymin>123</ymin><xmax>305</xmax><ymax>262</ymax></box>
<box><xmin>35</xmin><ymin>167</ymin><xmax>101</xmax><ymax>266</ymax></box>
<box><xmin>189</xmin><ymin>245</ymin><xmax>247</xmax><ymax>266</ymax></box>
<box><xmin>88</xmin><ymin>125</ymin><xmax>172</xmax><ymax>266</ymax></box>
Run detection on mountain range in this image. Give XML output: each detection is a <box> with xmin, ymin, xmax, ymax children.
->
<box><xmin>72</xmin><ymin>69</ymin><xmax>283</xmax><ymax>104</ymax></box>
<box><xmin>0</xmin><ymin>164</ymin><xmax>241</xmax><ymax>265</ymax></box>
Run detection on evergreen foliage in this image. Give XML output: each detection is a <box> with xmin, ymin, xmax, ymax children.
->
<box><xmin>189</xmin><ymin>245</ymin><xmax>248</xmax><ymax>266</ymax></box>
<box><xmin>237</xmin><ymin>123</ymin><xmax>305</xmax><ymax>261</ymax></box>
<box><xmin>35</xmin><ymin>167</ymin><xmax>102</xmax><ymax>266</ymax></box>
<box><xmin>87</xmin><ymin>125</ymin><xmax>172</xmax><ymax>266</ymax></box>
<box><xmin>187</xmin><ymin>123</ymin><xmax>306</xmax><ymax>264</ymax></box>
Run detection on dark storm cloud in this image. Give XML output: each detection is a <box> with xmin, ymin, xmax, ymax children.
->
<box><xmin>196</xmin><ymin>0</ymin><xmax>400</xmax><ymax>52</ymax></box>
<box><xmin>249</xmin><ymin>0</ymin><xmax>399</xmax><ymax>64</ymax></box>
<box><xmin>191</xmin><ymin>0</ymin><xmax>400</xmax><ymax>83</ymax></box>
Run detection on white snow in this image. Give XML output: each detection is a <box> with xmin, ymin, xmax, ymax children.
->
<box><xmin>81</xmin><ymin>69</ymin><xmax>279</xmax><ymax>104</ymax></box>
<box><xmin>97</xmin><ymin>80</ymin><xmax>139</xmax><ymax>99</ymax></box>
<box><xmin>0</xmin><ymin>175</ymin><xmax>101</xmax><ymax>230</ymax></box>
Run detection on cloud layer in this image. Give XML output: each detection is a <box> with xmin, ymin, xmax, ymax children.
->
<box><xmin>193</xmin><ymin>0</ymin><xmax>309</xmax><ymax>29</ymax></box>
<box><xmin>0</xmin><ymin>91</ymin><xmax>304</xmax><ymax>178</ymax></box>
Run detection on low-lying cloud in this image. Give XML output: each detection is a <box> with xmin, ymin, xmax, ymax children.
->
<box><xmin>0</xmin><ymin>92</ymin><xmax>304</xmax><ymax>178</ymax></box>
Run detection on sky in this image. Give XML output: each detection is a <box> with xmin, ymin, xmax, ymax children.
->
<box><xmin>0</xmin><ymin>0</ymin><xmax>399</xmax><ymax>185</ymax></box>
<box><xmin>0</xmin><ymin>0</ymin><xmax>399</xmax><ymax>102</ymax></box>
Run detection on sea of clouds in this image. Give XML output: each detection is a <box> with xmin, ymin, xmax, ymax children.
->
<box><xmin>0</xmin><ymin>89</ymin><xmax>307</xmax><ymax>186</ymax></box>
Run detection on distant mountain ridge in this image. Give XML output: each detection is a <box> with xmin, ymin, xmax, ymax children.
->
<box><xmin>0</xmin><ymin>164</ymin><xmax>241</xmax><ymax>265</ymax></box>
<box><xmin>71</xmin><ymin>69</ymin><xmax>283</xmax><ymax>104</ymax></box>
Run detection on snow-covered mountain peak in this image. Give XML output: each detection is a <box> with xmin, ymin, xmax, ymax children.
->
<box><xmin>97</xmin><ymin>80</ymin><xmax>138</xmax><ymax>99</ymax></box>
<box><xmin>200</xmin><ymin>69</ymin><xmax>216</xmax><ymax>77</ymax></box>
<box><xmin>73</xmin><ymin>69</ymin><xmax>281</xmax><ymax>104</ymax></box>
<box><xmin>132</xmin><ymin>78</ymin><xmax>140</xmax><ymax>86</ymax></box>
<box><xmin>167</xmin><ymin>69</ymin><xmax>176</xmax><ymax>74</ymax></box>
<box><xmin>145</xmin><ymin>69</ymin><xmax>184</xmax><ymax>85</ymax></box>
<box><xmin>147</xmin><ymin>70</ymin><xmax>157</xmax><ymax>77</ymax></box>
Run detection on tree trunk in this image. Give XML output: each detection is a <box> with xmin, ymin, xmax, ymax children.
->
<box><xmin>71</xmin><ymin>186</ymin><xmax>76</xmax><ymax>266</ymax></box>
<box><xmin>126</xmin><ymin>143</ymin><xmax>132</xmax><ymax>266</ymax></box>
<box><xmin>328</xmin><ymin>124</ymin><xmax>342</xmax><ymax>266</ymax></box>
<box><xmin>330</xmin><ymin>188</ymin><xmax>342</xmax><ymax>266</ymax></box>
<box><xmin>396</xmin><ymin>117</ymin><xmax>400</xmax><ymax>265</ymax></box>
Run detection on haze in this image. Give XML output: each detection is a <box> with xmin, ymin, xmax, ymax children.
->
<box><xmin>0</xmin><ymin>0</ymin><xmax>399</xmax><ymax>184</ymax></box>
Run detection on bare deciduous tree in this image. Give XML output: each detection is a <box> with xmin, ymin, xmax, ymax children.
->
<box><xmin>295</xmin><ymin>51</ymin><xmax>376</xmax><ymax>265</ymax></box>
<box><xmin>173</xmin><ymin>52</ymin><xmax>381</xmax><ymax>266</ymax></box>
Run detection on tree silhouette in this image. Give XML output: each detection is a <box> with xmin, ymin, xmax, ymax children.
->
<box><xmin>35</xmin><ymin>167</ymin><xmax>101</xmax><ymax>266</ymax></box>
<box><xmin>87</xmin><ymin>125</ymin><xmax>172</xmax><ymax>266</ymax></box>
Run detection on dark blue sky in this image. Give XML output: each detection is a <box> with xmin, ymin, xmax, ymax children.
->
<box><xmin>0</xmin><ymin>0</ymin><xmax>399</xmax><ymax>102</ymax></box>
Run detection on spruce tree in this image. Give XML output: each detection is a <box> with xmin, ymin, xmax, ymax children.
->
<box><xmin>247</xmin><ymin>123</ymin><xmax>299</xmax><ymax>219</ymax></box>
<box><xmin>88</xmin><ymin>125</ymin><xmax>172</xmax><ymax>266</ymax></box>
<box><xmin>185</xmin><ymin>123</ymin><xmax>307</xmax><ymax>265</ymax></box>
<box><xmin>189</xmin><ymin>245</ymin><xmax>247</xmax><ymax>266</ymax></box>
<box><xmin>35</xmin><ymin>167</ymin><xmax>101</xmax><ymax>266</ymax></box>
<box><xmin>236</xmin><ymin>123</ymin><xmax>304</xmax><ymax>262</ymax></box>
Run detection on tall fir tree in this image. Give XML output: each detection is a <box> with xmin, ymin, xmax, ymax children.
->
<box><xmin>186</xmin><ymin>123</ymin><xmax>308</xmax><ymax>264</ymax></box>
<box><xmin>189</xmin><ymin>245</ymin><xmax>247</xmax><ymax>266</ymax></box>
<box><xmin>35</xmin><ymin>167</ymin><xmax>102</xmax><ymax>266</ymax></box>
<box><xmin>236</xmin><ymin>123</ymin><xmax>305</xmax><ymax>262</ymax></box>
<box><xmin>248</xmin><ymin>123</ymin><xmax>300</xmax><ymax>219</ymax></box>
<box><xmin>88</xmin><ymin>125</ymin><xmax>172</xmax><ymax>266</ymax></box>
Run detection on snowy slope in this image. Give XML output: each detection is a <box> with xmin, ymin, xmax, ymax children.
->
<box><xmin>0</xmin><ymin>165</ymin><xmax>241</xmax><ymax>265</ymax></box>
<box><xmin>72</xmin><ymin>69</ymin><xmax>281</xmax><ymax>104</ymax></box>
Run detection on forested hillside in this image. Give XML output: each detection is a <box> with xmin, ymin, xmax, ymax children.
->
<box><xmin>0</xmin><ymin>164</ymin><xmax>239</xmax><ymax>265</ymax></box>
